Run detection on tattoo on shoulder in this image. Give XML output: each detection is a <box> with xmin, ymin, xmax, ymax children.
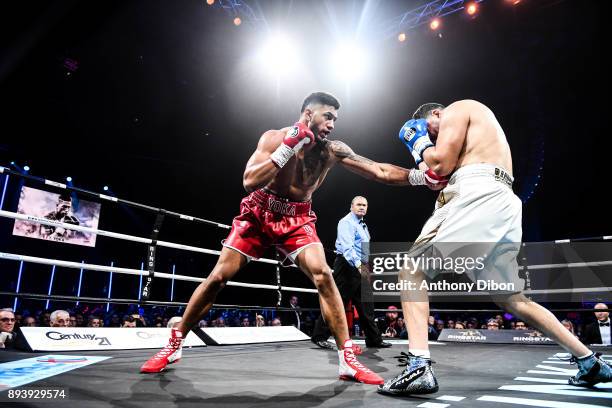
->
<box><xmin>330</xmin><ymin>140</ymin><xmax>375</xmax><ymax>164</ymax></box>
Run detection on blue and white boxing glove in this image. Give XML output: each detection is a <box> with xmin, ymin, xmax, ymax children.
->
<box><xmin>398</xmin><ymin>119</ymin><xmax>434</xmax><ymax>165</ymax></box>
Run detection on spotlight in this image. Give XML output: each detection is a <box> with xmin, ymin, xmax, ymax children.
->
<box><xmin>466</xmin><ymin>3</ymin><xmax>478</xmax><ymax>16</ymax></box>
<box><xmin>430</xmin><ymin>19</ymin><xmax>440</xmax><ymax>30</ymax></box>
<box><xmin>103</xmin><ymin>186</ymin><xmax>109</xmax><ymax>191</ymax></box>
<box><xmin>332</xmin><ymin>42</ymin><xmax>367</xmax><ymax>81</ymax></box>
<box><xmin>66</xmin><ymin>176</ymin><xmax>73</xmax><ymax>182</ymax></box>
<box><xmin>10</xmin><ymin>161</ymin><xmax>15</xmax><ymax>165</ymax></box>
<box><xmin>206</xmin><ymin>0</ymin><xmax>214</xmax><ymax>5</ymax></box>
<box><xmin>23</xmin><ymin>165</ymin><xmax>30</xmax><ymax>172</ymax></box>
<box><xmin>259</xmin><ymin>34</ymin><xmax>299</xmax><ymax>77</ymax></box>
<box><xmin>233</xmin><ymin>17</ymin><xmax>241</xmax><ymax>26</ymax></box>
<box><xmin>398</xmin><ymin>33</ymin><xmax>406</xmax><ymax>42</ymax></box>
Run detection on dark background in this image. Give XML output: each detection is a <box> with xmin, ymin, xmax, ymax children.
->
<box><xmin>0</xmin><ymin>0</ymin><xmax>609</xmax><ymax>310</ymax></box>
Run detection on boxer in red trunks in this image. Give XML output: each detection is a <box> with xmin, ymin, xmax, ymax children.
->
<box><xmin>140</xmin><ymin>92</ymin><xmax>445</xmax><ymax>384</ymax></box>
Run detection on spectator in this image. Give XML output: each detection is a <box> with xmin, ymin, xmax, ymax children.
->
<box><xmin>198</xmin><ymin>320</ymin><xmax>209</xmax><ymax>328</ymax></box>
<box><xmin>241</xmin><ymin>317</ymin><xmax>250</xmax><ymax>327</ymax></box>
<box><xmin>122</xmin><ymin>315</ymin><xmax>136</xmax><ymax>328</ymax></box>
<box><xmin>381</xmin><ymin>306</ymin><xmax>400</xmax><ymax>338</ymax></box>
<box><xmin>108</xmin><ymin>314</ymin><xmax>121</xmax><ymax>327</ymax></box>
<box><xmin>427</xmin><ymin>316</ymin><xmax>439</xmax><ymax>340</ymax></box>
<box><xmin>446</xmin><ymin>319</ymin><xmax>455</xmax><ymax>329</ymax></box>
<box><xmin>466</xmin><ymin>318</ymin><xmax>478</xmax><ymax>329</ymax></box>
<box><xmin>583</xmin><ymin>303</ymin><xmax>611</xmax><ymax>345</ymax></box>
<box><xmin>486</xmin><ymin>319</ymin><xmax>500</xmax><ymax>330</ymax></box>
<box><xmin>561</xmin><ymin>319</ymin><xmax>577</xmax><ymax>337</ymax></box>
<box><xmin>455</xmin><ymin>322</ymin><xmax>466</xmax><ymax>329</ymax></box>
<box><xmin>75</xmin><ymin>313</ymin><xmax>85</xmax><ymax>327</ymax></box>
<box><xmin>284</xmin><ymin>295</ymin><xmax>302</xmax><ymax>330</ymax></box>
<box><xmin>397</xmin><ymin>317</ymin><xmax>407</xmax><ymax>339</ymax></box>
<box><xmin>215</xmin><ymin>317</ymin><xmax>226</xmax><ymax>328</ymax></box>
<box><xmin>255</xmin><ymin>315</ymin><xmax>265</xmax><ymax>327</ymax></box>
<box><xmin>167</xmin><ymin>316</ymin><xmax>182</xmax><ymax>329</ymax></box>
<box><xmin>23</xmin><ymin>316</ymin><xmax>37</xmax><ymax>327</ymax></box>
<box><xmin>69</xmin><ymin>316</ymin><xmax>77</xmax><ymax>327</ymax></box>
<box><xmin>0</xmin><ymin>308</ymin><xmax>16</xmax><ymax>349</ymax></box>
<box><xmin>50</xmin><ymin>310</ymin><xmax>70</xmax><ymax>327</ymax></box>
<box><xmin>88</xmin><ymin>316</ymin><xmax>103</xmax><ymax>327</ymax></box>
<box><xmin>39</xmin><ymin>311</ymin><xmax>51</xmax><ymax>327</ymax></box>
<box><xmin>514</xmin><ymin>320</ymin><xmax>527</xmax><ymax>330</ymax></box>
<box><xmin>435</xmin><ymin>319</ymin><xmax>444</xmax><ymax>334</ymax></box>
<box><xmin>272</xmin><ymin>318</ymin><xmax>282</xmax><ymax>327</ymax></box>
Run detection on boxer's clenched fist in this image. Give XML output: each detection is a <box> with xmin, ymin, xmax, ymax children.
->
<box><xmin>270</xmin><ymin>122</ymin><xmax>314</xmax><ymax>168</ymax></box>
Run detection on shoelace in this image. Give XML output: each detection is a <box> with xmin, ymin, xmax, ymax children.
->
<box><xmin>567</xmin><ymin>352</ymin><xmax>611</xmax><ymax>369</ymax></box>
<box><xmin>151</xmin><ymin>338</ymin><xmax>182</xmax><ymax>360</ymax></box>
<box><xmin>395</xmin><ymin>351</ymin><xmax>435</xmax><ymax>367</ymax></box>
<box><xmin>344</xmin><ymin>348</ymin><xmax>372</xmax><ymax>373</ymax></box>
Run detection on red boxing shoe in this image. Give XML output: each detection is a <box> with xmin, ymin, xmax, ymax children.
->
<box><xmin>338</xmin><ymin>340</ymin><xmax>384</xmax><ymax>385</ymax></box>
<box><xmin>140</xmin><ymin>328</ymin><xmax>184</xmax><ymax>373</ymax></box>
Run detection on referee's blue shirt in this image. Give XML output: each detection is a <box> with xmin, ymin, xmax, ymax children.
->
<box><xmin>335</xmin><ymin>212</ymin><xmax>370</xmax><ymax>268</ymax></box>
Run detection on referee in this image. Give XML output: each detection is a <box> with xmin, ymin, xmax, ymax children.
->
<box><xmin>311</xmin><ymin>196</ymin><xmax>391</xmax><ymax>350</ymax></box>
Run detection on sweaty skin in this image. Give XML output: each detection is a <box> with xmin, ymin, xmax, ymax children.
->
<box><xmin>243</xmin><ymin>105</ymin><xmax>418</xmax><ymax>201</ymax></box>
<box><xmin>422</xmin><ymin>99</ymin><xmax>513</xmax><ymax>177</ymax></box>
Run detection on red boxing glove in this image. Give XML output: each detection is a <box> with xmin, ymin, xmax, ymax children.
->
<box><xmin>425</xmin><ymin>169</ymin><xmax>448</xmax><ymax>190</ymax></box>
<box><xmin>284</xmin><ymin>122</ymin><xmax>314</xmax><ymax>149</ymax></box>
<box><xmin>270</xmin><ymin>122</ymin><xmax>314</xmax><ymax>168</ymax></box>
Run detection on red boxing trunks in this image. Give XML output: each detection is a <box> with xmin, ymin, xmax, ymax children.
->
<box><xmin>223</xmin><ymin>189</ymin><xmax>322</xmax><ymax>263</ymax></box>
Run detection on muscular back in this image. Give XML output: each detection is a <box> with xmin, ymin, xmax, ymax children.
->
<box><xmin>450</xmin><ymin>100</ymin><xmax>513</xmax><ymax>175</ymax></box>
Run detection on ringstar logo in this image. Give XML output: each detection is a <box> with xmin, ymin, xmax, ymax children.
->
<box><xmin>403</xmin><ymin>127</ymin><xmax>416</xmax><ymax>142</ymax></box>
<box><xmin>136</xmin><ymin>331</ymin><xmax>166</xmax><ymax>340</ymax></box>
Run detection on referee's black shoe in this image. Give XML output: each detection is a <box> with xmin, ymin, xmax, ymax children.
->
<box><xmin>313</xmin><ymin>339</ymin><xmax>337</xmax><ymax>351</ymax></box>
<box><xmin>366</xmin><ymin>340</ymin><xmax>392</xmax><ymax>348</ymax></box>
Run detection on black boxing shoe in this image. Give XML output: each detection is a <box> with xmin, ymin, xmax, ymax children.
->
<box><xmin>313</xmin><ymin>339</ymin><xmax>337</xmax><ymax>351</ymax></box>
<box><xmin>569</xmin><ymin>352</ymin><xmax>612</xmax><ymax>387</ymax></box>
<box><xmin>366</xmin><ymin>340</ymin><xmax>392</xmax><ymax>348</ymax></box>
<box><xmin>378</xmin><ymin>352</ymin><xmax>439</xmax><ymax>396</ymax></box>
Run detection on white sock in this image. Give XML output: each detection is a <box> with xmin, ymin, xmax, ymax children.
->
<box><xmin>578</xmin><ymin>351</ymin><xmax>594</xmax><ymax>359</ymax></box>
<box><xmin>409</xmin><ymin>348</ymin><xmax>430</xmax><ymax>359</ymax></box>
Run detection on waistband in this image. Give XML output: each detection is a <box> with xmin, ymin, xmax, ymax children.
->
<box><xmin>449</xmin><ymin>163</ymin><xmax>514</xmax><ymax>188</ymax></box>
<box><xmin>249</xmin><ymin>189</ymin><xmax>312</xmax><ymax>216</ymax></box>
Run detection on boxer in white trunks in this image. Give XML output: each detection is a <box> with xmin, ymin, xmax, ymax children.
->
<box><xmin>378</xmin><ymin>100</ymin><xmax>612</xmax><ymax>396</ymax></box>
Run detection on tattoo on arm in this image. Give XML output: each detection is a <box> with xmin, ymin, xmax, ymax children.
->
<box><xmin>330</xmin><ymin>141</ymin><xmax>376</xmax><ymax>165</ymax></box>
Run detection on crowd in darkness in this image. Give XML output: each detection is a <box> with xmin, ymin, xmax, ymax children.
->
<box><xmin>1</xmin><ymin>298</ymin><xmax>609</xmax><ymax>348</ymax></box>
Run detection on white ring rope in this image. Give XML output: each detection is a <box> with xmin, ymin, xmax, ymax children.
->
<box><xmin>1</xmin><ymin>209</ymin><xmax>281</xmax><ymax>266</ymax></box>
<box><xmin>0</xmin><ymin>251</ymin><xmax>317</xmax><ymax>293</ymax></box>
<box><xmin>1</xmin><ymin>250</ymin><xmax>607</xmax><ymax>297</ymax></box>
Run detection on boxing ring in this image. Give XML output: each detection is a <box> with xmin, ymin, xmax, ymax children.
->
<box><xmin>1</xmin><ymin>343</ymin><xmax>610</xmax><ymax>407</ymax></box>
<box><xmin>1</xmin><ymin>166</ymin><xmax>612</xmax><ymax>407</ymax></box>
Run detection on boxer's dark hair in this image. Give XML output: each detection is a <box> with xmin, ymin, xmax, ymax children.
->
<box><xmin>413</xmin><ymin>103</ymin><xmax>445</xmax><ymax>120</ymax></box>
<box><xmin>301</xmin><ymin>92</ymin><xmax>340</xmax><ymax>112</ymax></box>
